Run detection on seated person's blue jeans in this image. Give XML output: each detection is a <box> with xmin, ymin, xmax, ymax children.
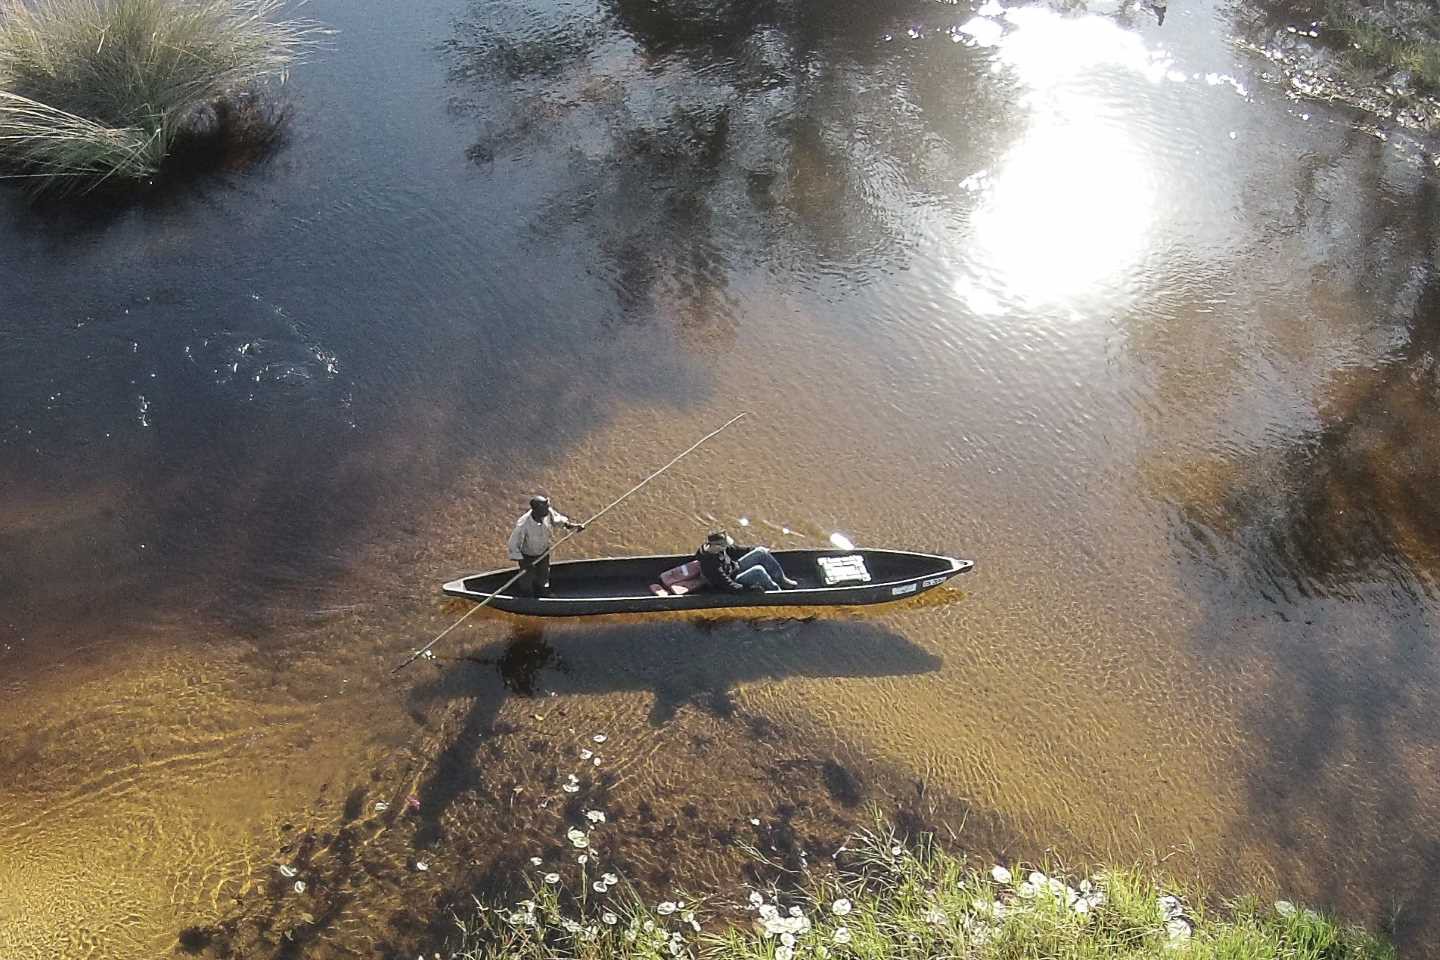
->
<box><xmin>734</xmin><ymin>547</ymin><xmax>784</xmax><ymax>590</ymax></box>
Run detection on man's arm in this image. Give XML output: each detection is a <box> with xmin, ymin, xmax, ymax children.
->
<box><xmin>552</xmin><ymin>509</ymin><xmax>584</xmax><ymax>532</ymax></box>
<box><xmin>507</xmin><ymin>522</ymin><xmax>526</xmax><ymax>560</ymax></box>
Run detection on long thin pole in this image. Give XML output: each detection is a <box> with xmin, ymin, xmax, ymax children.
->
<box><xmin>392</xmin><ymin>412</ymin><xmax>749</xmax><ymax>673</ymax></box>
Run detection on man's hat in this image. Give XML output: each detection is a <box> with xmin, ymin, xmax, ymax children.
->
<box><xmin>705</xmin><ymin>530</ymin><xmax>733</xmax><ymax>546</ymax></box>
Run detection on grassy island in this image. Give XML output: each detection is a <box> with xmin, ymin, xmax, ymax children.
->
<box><xmin>0</xmin><ymin>0</ymin><xmax>319</xmax><ymax>192</ymax></box>
<box><xmin>454</xmin><ymin>826</ymin><xmax>1392</xmax><ymax>960</ymax></box>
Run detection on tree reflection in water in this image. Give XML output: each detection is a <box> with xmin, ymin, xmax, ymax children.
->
<box><xmin>442</xmin><ymin>0</ymin><xmax>1011</xmax><ymax>338</ymax></box>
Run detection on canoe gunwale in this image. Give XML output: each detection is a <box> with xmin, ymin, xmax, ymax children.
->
<box><xmin>441</xmin><ymin>549</ymin><xmax>973</xmax><ymax>616</ymax></box>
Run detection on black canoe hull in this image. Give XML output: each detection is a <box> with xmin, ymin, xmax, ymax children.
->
<box><xmin>442</xmin><ymin>549</ymin><xmax>973</xmax><ymax>617</ymax></box>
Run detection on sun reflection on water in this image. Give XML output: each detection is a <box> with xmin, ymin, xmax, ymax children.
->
<box><xmin>956</xmin><ymin>7</ymin><xmax>1168</xmax><ymax>311</ymax></box>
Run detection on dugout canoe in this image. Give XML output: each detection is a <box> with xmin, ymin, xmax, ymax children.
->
<box><xmin>441</xmin><ymin>549</ymin><xmax>973</xmax><ymax>617</ymax></box>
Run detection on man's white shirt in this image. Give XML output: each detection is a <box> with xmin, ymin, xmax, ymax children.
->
<box><xmin>507</xmin><ymin>510</ymin><xmax>571</xmax><ymax>559</ymax></box>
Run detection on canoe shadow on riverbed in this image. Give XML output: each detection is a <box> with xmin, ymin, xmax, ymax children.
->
<box><xmin>402</xmin><ymin>617</ymin><xmax>944</xmax><ymax>847</ymax></box>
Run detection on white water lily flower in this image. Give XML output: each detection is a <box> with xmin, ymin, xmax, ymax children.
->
<box><xmin>831</xmin><ymin>898</ymin><xmax>852</xmax><ymax>916</ymax></box>
<box><xmin>758</xmin><ymin>904</ymin><xmax>780</xmax><ymax>921</ymax></box>
<box><xmin>580</xmin><ymin>749</ymin><xmax>594</xmax><ymax>759</ymax></box>
<box><xmin>587</xmin><ymin>810</ymin><xmax>607</xmax><ymax>823</ymax></box>
<box><xmin>750</xmin><ymin>817</ymin><xmax>761</xmax><ymax>826</ymax></box>
<box><xmin>1165</xmin><ymin>917</ymin><xmax>1192</xmax><ymax>942</ymax></box>
<box><xmin>568</xmin><ymin>828</ymin><xmax>589</xmax><ymax>847</ymax></box>
<box><xmin>603</xmin><ymin>912</ymin><xmax>619</xmax><ymax>925</ymax></box>
<box><xmin>990</xmin><ymin>865</ymin><xmax>1011</xmax><ymax>884</ymax></box>
<box><xmin>1016</xmin><ymin>881</ymin><xmax>1036</xmax><ymax>898</ymax></box>
<box><xmin>603</xmin><ymin>872</ymin><xmax>619</xmax><ymax>886</ymax></box>
<box><xmin>561</xmin><ymin>918</ymin><xmax>582</xmax><ymax>934</ymax></box>
<box><xmin>924</xmin><ymin>907</ymin><xmax>947</xmax><ymax>924</ymax></box>
<box><xmin>890</xmin><ymin>845</ymin><xmax>904</xmax><ymax>856</ymax></box>
<box><xmin>1028</xmin><ymin>871</ymin><xmax>1047</xmax><ymax>887</ymax></box>
<box><xmin>593</xmin><ymin>734</ymin><xmax>607</xmax><ymax>743</ymax></box>
<box><xmin>1073</xmin><ymin>898</ymin><xmax>1090</xmax><ymax>914</ymax></box>
<box><xmin>780</xmin><ymin>933</ymin><xmax>796</xmax><ymax>948</ymax></box>
<box><xmin>415</xmin><ymin>860</ymin><xmax>429</xmax><ymax>872</ymax></box>
<box><xmin>833</xmin><ymin>926</ymin><xmax>853</xmax><ymax>945</ymax></box>
<box><xmin>682</xmin><ymin>910</ymin><xmax>695</xmax><ymax>924</ymax></box>
<box><xmin>593</xmin><ymin>756</ymin><xmax>602</xmax><ymax>766</ymax></box>
<box><xmin>776</xmin><ymin>947</ymin><xmax>794</xmax><ymax>960</ymax></box>
<box><xmin>544</xmin><ymin>873</ymin><xmax>561</xmax><ymax>883</ymax></box>
<box><xmin>293</xmin><ymin>880</ymin><xmax>307</xmax><ymax>893</ymax></box>
<box><xmin>749</xmin><ymin>891</ymin><xmax>765</xmax><ymax>908</ymax></box>
<box><xmin>530</xmin><ymin>857</ymin><xmax>543</xmax><ymax>866</ymax></box>
<box><xmin>594</xmin><ymin>881</ymin><xmax>609</xmax><ymax>893</ymax></box>
<box><xmin>562</xmin><ymin>782</ymin><xmax>580</xmax><ymax>793</ymax></box>
<box><xmin>278</xmin><ymin>865</ymin><xmax>298</xmax><ymax>878</ymax></box>
<box><xmin>373</xmin><ymin>801</ymin><xmax>389</xmax><ymax>812</ymax></box>
<box><xmin>1274</xmin><ymin>900</ymin><xmax>1296</xmax><ymax>917</ymax></box>
<box><xmin>578</xmin><ymin>854</ymin><xmax>589</xmax><ymax>864</ymax></box>
<box><xmin>658</xmin><ymin>901</ymin><xmax>678</xmax><ymax>915</ymax></box>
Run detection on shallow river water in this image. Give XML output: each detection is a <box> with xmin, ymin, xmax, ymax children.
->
<box><xmin>3</xmin><ymin>0</ymin><xmax>1439</xmax><ymax>956</ymax></box>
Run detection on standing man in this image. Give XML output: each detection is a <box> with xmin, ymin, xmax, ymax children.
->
<box><xmin>507</xmin><ymin>496</ymin><xmax>584</xmax><ymax>597</ymax></box>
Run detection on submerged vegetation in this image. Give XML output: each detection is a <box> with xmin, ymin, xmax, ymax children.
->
<box><xmin>454</xmin><ymin>823</ymin><xmax>1393</xmax><ymax>960</ymax></box>
<box><xmin>0</xmin><ymin>0</ymin><xmax>320</xmax><ymax>192</ymax></box>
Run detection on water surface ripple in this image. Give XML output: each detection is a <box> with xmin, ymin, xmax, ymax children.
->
<box><xmin>3</xmin><ymin>0</ymin><xmax>1439</xmax><ymax>955</ymax></box>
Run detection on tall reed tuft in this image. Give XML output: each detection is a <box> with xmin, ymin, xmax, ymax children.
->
<box><xmin>0</xmin><ymin>0</ymin><xmax>322</xmax><ymax>192</ymax></box>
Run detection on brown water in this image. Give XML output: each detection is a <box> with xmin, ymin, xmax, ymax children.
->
<box><xmin>3</xmin><ymin>0</ymin><xmax>1440</xmax><ymax>955</ymax></box>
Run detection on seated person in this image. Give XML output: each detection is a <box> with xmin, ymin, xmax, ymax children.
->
<box><xmin>695</xmin><ymin>531</ymin><xmax>799</xmax><ymax>592</ymax></box>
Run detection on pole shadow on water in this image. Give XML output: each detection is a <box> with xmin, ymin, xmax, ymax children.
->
<box><xmin>404</xmin><ymin>616</ymin><xmax>944</xmax><ymax>848</ymax></box>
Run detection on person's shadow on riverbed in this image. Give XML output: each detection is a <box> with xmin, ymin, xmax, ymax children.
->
<box><xmin>402</xmin><ymin>616</ymin><xmax>944</xmax><ymax>849</ymax></box>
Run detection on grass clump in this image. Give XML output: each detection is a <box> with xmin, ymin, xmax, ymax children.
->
<box><xmin>454</xmin><ymin>823</ymin><xmax>1394</xmax><ymax>960</ymax></box>
<box><xmin>0</xmin><ymin>0</ymin><xmax>322</xmax><ymax>192</ymax></box>
<box><xmin>1327</xmin><ymin>3</ymin><xmax>1440</xmax><ymax>94</ymax></box>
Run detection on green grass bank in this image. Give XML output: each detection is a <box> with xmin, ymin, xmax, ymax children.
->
<box><xmin>0</xmin><ymin>0</ymin><xmax>320</xmax><ymax>192</ymax></box>
<box><xmin>452</xmin><ymin>826</ymin><xmax>1393</xmax><ymax>960</ymax></box>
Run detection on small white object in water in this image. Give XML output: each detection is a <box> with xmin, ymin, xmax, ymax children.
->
<box><xmin>991</xmin><ymin>865</ymin><xmax>1011</xmax><ymax>884</ymax></box>
<box><xmin>416</xmin><ymin>860</ymin><xmax>429</xmax><ymax>872</ymax></box>
<box><xmin>562</xmin><ymin>782</ymin><xmax>580</xmax><ymax>793</ymax></box>
<box><xmin>603</xmin><ymin>872</ymin><xmax>618</xmax><ymax>887</ymax></box>
<box><xmin>568</xmin><ymin>828</ymin><xmax>589</xmax><ymax>847</ymax></box>
<box><xmin>593</xmin><ymin>881</ymin><xmax>609</xmax><ymax>893</ymax></box>
<box><xmin>294</xmin><ymin>880</ymin><xmax>307</xmax><ymax>894</ymax></box>
<box><xmin>750</xmin><ymin>818</ymin><xmax>761</xmax><ymax>825</ymax></box>
<box><xmin>545</xmin><ymin>873</ymin><xmax>561</xmax><ymax>884</ymax></box>
<box><xmin>279</xmin><ymin>865</ymin><xmax>298</xmax><ymax>878</ymax></box>
<box><xmin>658</xmin><ymin>901</ymin><xmax>678</xmax><ymax>915</ymax></box>
<box><xmin>832</xmin><ymin>927</ymin><xmax>852</xmax><ymax>945</ymax></box>
<box><xmin>593</xmin><ymin>734</ymin><xmax>607</xmax><ymax>743</ymax></box>
<box><xmin>580</xmin><ymin>749</ymin><xmax>594</xmax><ymax>760</ymax></box>
<box><xmin>738</xmin><ymin>517</ymin><xmax>750</xmax><ymax>527</ymax></box>
<box><xmin>530</xmin><ymin>857</ymin><xmax>543</xmax><ymax>866</ymax></box>
<box><xmin>374</xmin><ymin>801</ymin><xmax>389</xmax><ymax>812</ymax></box>
<box><xmin>603</xmin><ymin>911</ymin><xmax>619</xmax><ymax>925</ymax></box>
<box><xmin>831</xmin><ymin>899</ymin><xmax>852</xmax><ymax>916</ymax></box>
<box><xmin>1229</xmin><ymin>131</ymin><xmax>1238</xmax><ymax>139</ymax></box>
<box><xmin>587</xmin><ymin>810</ymin><xmax>607</xmax><ymax>823</ymax></box>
